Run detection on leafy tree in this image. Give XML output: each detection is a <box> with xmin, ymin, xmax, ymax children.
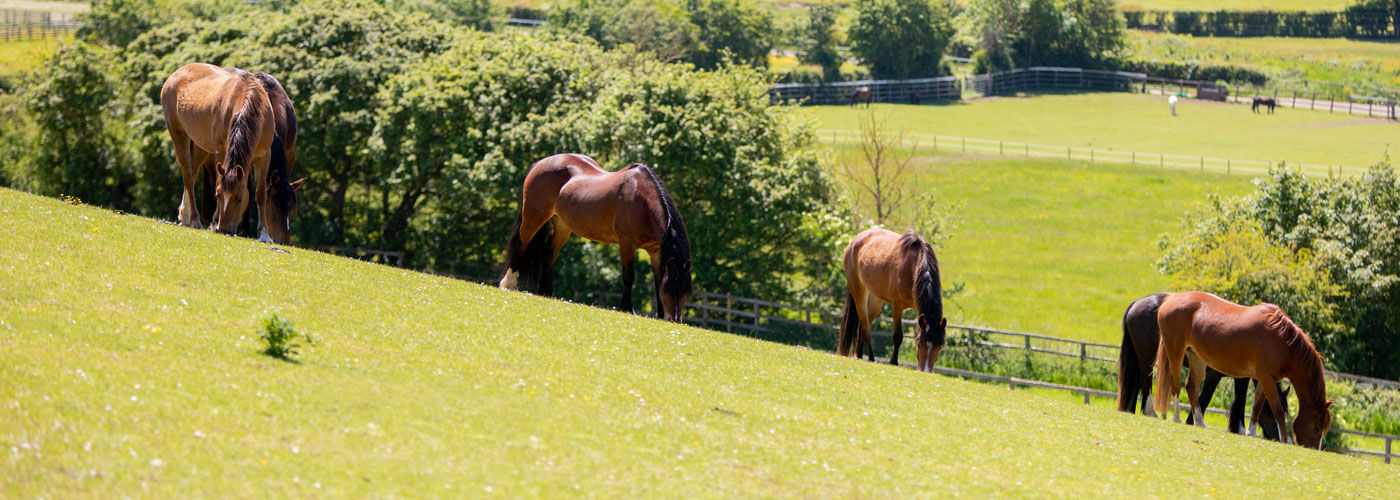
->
<box><xmin>22</xmin><ymin>44</ymin><xmax>132</xmax><ymax>207</ymax></box>
<box><xmin>683</xmin><ymin>0</ymin><xmax>774</xmax><ymax>69</ymax></box>
<box><xmin>383</xmin><ymin>0</ymin><xmax>500</xmax><ymax>31</ymax></box>
<box><xmin>968</xmin><ymin>0</ymin><xmax>1122</xmax><ymax>69</ymax></box>
<box><xmin>802</xmin><ymin>4</ymin><xmax>843</xmax><ymax>81</ymax></box>
<box><xmin>549</xmin><ymin>0</ymin><xmax>698</xmax><ymax>63</ymax></box>
<box><xmin>848</xmin><ymin>0</ymin><xmax>954</xmax><ymax>80</ymax></box>
<box><xmin>1158</xmin><ymin>164</ymin><xmax>1400</xmax><ymax>379</ymax></box>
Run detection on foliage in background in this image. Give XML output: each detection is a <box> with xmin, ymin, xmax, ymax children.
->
<box><xmin>1120</xmin><ymin>4</ymin><xmax>1397</xmax><ymax>39</ymax></box>
<box><xmin>800</xmin><ymin>4</ymin><xmax>842</xmax><ymax>82</ymax></box>
<box><xmin>1124</xmin><ymin>31</ymin><xmax>1400</xmax><ymax>93</ymax></box>
<box><xmin>1</xmin><ymin>0</ymin><xmax>847</xmax><ymax>311</ymax></box>
<box><xmin>967</xmin><ymin>0</ymin><xmax>1123</xmax><ymax>71</ymax></box>
<box><xmin>848</xmin><ymin>0</ymin><xmax>955</xmax><ymax>79</ymax></box>
<box><xmin>683</xmin><ymin>0</ymin><xmax>774</xmax><ymax>69</ymax></box>
<box><xmin>548</xmin><ymin>0</ymin><xmax>773</xmax><ymax>69</ymax></box>
<box><xmin>1158</xmin><ymin>164</ymin><xmax>1400</xmax><ymax>379</ymax></box>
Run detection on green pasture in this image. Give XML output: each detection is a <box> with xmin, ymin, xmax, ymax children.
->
<box><xmin>828</xmin><ymin>148</ymin><xmax>1253</xmax><ymax>345</ymax></box>
<box><xmin>1</xmin><ymin>187</ymin><xmax>1395</xmax><ymax>497</ymax></box>
<box><xmin>1118</xmin><ymin>0</ymin><xmax>1354</xmax><ymax>11</ymax></box>
<box><xmin>0</xmin><ymin>35</ymin><xmax>69</xmax><ymax>83</ymax></box>
<box><xmin>811</xmin><ymin>94</ymin><xmax>1396</xmax><ymax>172</ymax></box>
<box><xmin>1128</xmin><ymin>31</ymin><xmax>1400</xmax><ymax>91</ymax></box>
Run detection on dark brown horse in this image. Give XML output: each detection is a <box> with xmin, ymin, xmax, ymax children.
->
<box><xmin>1116</xmin><ymin>293</ymin><xmax>1286</xmax><ymax>441</ymax></box>
<box><xmin>161</xmin><ymin>63</ymin><xmax>278</xmax><ymax>235</ymax></box>
<box><xmin>849</xmin><ymin>86</ymin><xmax>872</xmax><ymax>108</ymax></box>
<box><xmin>1251</xmin><ymin>97</ymin><xmax>1276</xmax><ymax>114</ymax></box>
<box><xmin>252</xmin><ymin>72</ymin><xmax>305</xmax><ymax>245</ymax></box>
<box><xmin>500</xmin><ymin>154</ymin><xmax>692</xmax><ymax>321</ymax></box>
<box><xmin>1154</xmin><ymin>292</ymin><xmax>1333</xmax><ymax>449</ymax></box>
<box><xmin>838</xmin><ymin>228</ymin><xmax>946</xmax><ymax>371</ymax></box>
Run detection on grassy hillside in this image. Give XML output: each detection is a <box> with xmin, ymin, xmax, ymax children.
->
<box><xmin>812</xmin><ymin>96</ymin><xmax>1396</xmax><ymax>171</ymax></box>
<box><xmin>829</xmin><ymin>149</ymin><xmax>1253</xmax><ymax>344</ymax></box>
<box><xmin>1</xmin><ymin>188</ymin><xmax>1394</xmax><ymax>496</ymax></box>
<box><xmin>1128</xmin><ymin>31</ymin><xmax>1400</xmax><ymax>91</ymax></box>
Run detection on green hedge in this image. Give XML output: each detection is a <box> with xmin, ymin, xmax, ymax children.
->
<box><xmin>1122</xmin><ymin>4</ymin><xmax>1396</xmax><ymax>39</ymax></box>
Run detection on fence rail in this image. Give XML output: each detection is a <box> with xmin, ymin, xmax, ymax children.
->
<box><xmin>817</xmin><ymin>128</ymin><xmax>1362</xmax><ymax>177</ymax></box>
<box><xmin>770</xmin><ymin>66</ymin><xmax>1400</xmax><ymax>120</ymax></box>
<box><xmin>1</xmin><ymin>8</ymin><xmax>78</xmax><ymax>41</ymax></box>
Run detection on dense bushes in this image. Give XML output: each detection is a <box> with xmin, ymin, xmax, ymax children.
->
<box><xmin>967</xmin><ymin>0</ymin><xmax>1123</xmax><ymax>71</ymax></box>
<box><xmin>1</xmin><ymin>0</ymin><xmax>848</xmax><ymax>308</ymax></box>
<box><xmin>547</xmin><ymin>0</ymin><xmax>774</xmax><ymax>69</ymax></box>
<box><xmin>848</xmin><ymin>0</ymin><xmax>955</xmax><ymax>79</ymax></box>
<box><xmin>1158</xmin><ymin>164</ymin><xmax>1400</xmax><ymax>379</ymax></box>
<box><xmin>1112</xmin><ymin>59</ymin><xmax>1268</xmax><ymax>86</ymax></box>
<box><xmin>1122</xmin><ymin>5</ymin><xmax>1397</xmax><ymax>39</ymax></box>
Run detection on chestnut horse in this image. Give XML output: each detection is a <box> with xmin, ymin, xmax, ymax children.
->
<box><xmin>838</xmin><ymin>228</ymin><xmax>946</xmax><ymax>371</ymax></box>
<box><xmin>1117</xmin><ymin>293</ymin><xmax>1286</xmax><ymax>441</ymax></box>
<box><xmin>161</xmin><ymin>63</ymin><xmax>283</xmax><ymax>238</ymax></box>
<box><xmin>1154</xmin><ymin>292</ymin><xmax>1333</xmax><ymax>449</ymax></box>
<box><xmin>499</xmin><ymin>154</ymin><xmax>692</xmax><ymax>321</ymax></box>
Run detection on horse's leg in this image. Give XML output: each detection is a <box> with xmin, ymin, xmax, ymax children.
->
<box><xmin>1191</xmin><ymin>366</ymin><xmax>1223</xmax><ymax>426</ymax></box>
<box><xmin>1248</xmin><ymin>379</ymin><xmax>1266</xmax><ymax>438</ymax></box>
<box><xmin>537</xmin><ymin>221</ymin><xmax>571</xmax><ymax>297</ymax></box>
<box><xmin>647</xmin><ymin>250</ymin><xmax>663</xmax><ymax>319</ymax></box>
<box><xmin>888</xmin><ymin>308</ymin><xmax>904</xmax><ymax>365</ymax></box>
<box><xmin>1255</xmin><ymin>376</ymin><xmax>1291</xmax><ymax>444</ymax></box>
<box><xmin>252</xmin><ymin>151</ymin><xmax>273</xmax><ymax>243</ymax></box>
<box><xmin>862</xmin><ymin>296</ymin><xmax>881</xmax><ymax>362</ymax></box>
<box><xmin>618</xmin><ymin>245</ymin><xmax>637</xmax><ymax>314</ymax></box>
<box><xmin>1184</xmin><ymin>351</ymin><xmax>1207</xmax><ymax>428</ymax></box>
<box><xmin>192</xmin><ymin>145</ymin><xmax>214</xmax><ymax>227</ymax></box>
<box><xmin>1227</xmin><ymin>377</ymin><xmax>1249</xmax><ymax>435</ymax></box>
<box><xmin>169</xmin><ymin>129</ymin><xmax>201</xmax><ymax>228</ymax></box>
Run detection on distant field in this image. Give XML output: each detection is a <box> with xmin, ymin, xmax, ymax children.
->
<box><xmin>0</xmin><ymin>36</ymin><xmax>68</xmax><ymax>82</ymax></box>
<box><xmin>811</xmin><ymin>95</ymin><xmax>1396</xmax><ymax>172</ymax></box>
<box><xmin>1119</xmin><ymin>0</ymin><xmax>1353</xmax><ymax>10</ymax></box>
<box><xmin>1128</xmin><ymin>31</ymin><xmax>1400</xmax><ymax>91</ymax></box>
<box><xmin>827</xmin><ymin>148</ymin><xmax>1253</xmax><ymax>344</ymax></box>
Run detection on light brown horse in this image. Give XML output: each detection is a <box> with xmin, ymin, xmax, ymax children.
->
<box><xmin>1153</xmin><ymin>292</ymin><xmax>1333</xmax><ymax>449</ymax></box>
<box><xmin>838</xmin><ymin>228</ymin><xmax>946</xmax><ymax>371</ymax></box>
<box><xmin>499</xmin><ymin>154</ymin><xmax>692</xmax><ymax>322</ymax></box>
<box><xmin>160</xmin><ymin>63</ymin><xmax>278</xmax><ymax>236</ymax></box>
<box><xmin>849</xmin><ymin>86</ymin><xmax>872</xmax><ymax>108</ymax></box>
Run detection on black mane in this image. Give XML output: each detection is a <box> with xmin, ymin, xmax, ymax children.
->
<box><xmin>903</xmin><ymin>230</ymin><xmax>943</xmax><ymax>346</ymax></box>
<box><xmin>631</xmin><ymin>163</ymin><xmax>692</xmax><ymax>300</ymax></box>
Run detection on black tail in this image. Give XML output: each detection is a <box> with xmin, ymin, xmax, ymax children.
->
<box><xmin>501</xmin><ymin>212</ymin><xmax>556</xmax><ymax>296</ymax></box>
<box><xmin>838</xmin><ymin>291</ymin><xmax>860</xmax><ymax>356</ymax></box>
<box><xmin>1117</xmin><ymin>310</ymin><xmax>1141</xmax><ymax>413</ymax></box>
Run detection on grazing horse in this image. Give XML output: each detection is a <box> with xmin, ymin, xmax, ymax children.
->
<box><xmin>838</xmin><ymin>228</ymin><xmax>947</xmax><ymax>371</ymax></box>
<box><xmin>1251</xmin><ymin>97</ymin><xmax>1276</xmax><ymax>114</ymax></box>
<box><xmin>849</xmin><ymin>86</ymin><xmax>872</xmax><ymax>108</ymax></box>
<box><xmin>500</xmin><ymin>153</ymin><xmax>692</xmax><ymax>322</ymax></box>
<box><xmin>1154</xmin><ymin>292</ymin><xmax>1333</xmax><ymax>449</ymax></box>
<box><xmin>161</xmin><ymin>63</ymin><xmax>280</xmax><ymax>236</ymax></box>
<box><xmin>251</xmin><ymin>72</ymin><xmax>305</xmax><ymax>245</ymax></box>
<box><xmin>1116</xmin><ymin>293</ymin><xmax>1286</xmax><ymax>441</ymax></box>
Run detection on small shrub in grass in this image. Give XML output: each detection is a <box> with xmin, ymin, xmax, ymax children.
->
<box><xmin>259</xmin><ymin>314</ymin><xmax>313</xmax><ymax>361</ymax></box>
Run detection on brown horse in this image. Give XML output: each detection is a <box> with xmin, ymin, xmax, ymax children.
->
<box><xmin>499</xmin><ymin>153</ymin><xmax>692</xmax><ymax>322</ymax></box>
<box><xmin>838</xmin><ymin>228</ymin><xmax>946</xmax><ymax>371</ymax></box>
<box><xmin>160</xmin><ymin>63</ymin><xmax>279</xmax><ymax>236</ymax></box>
<box><xmin>1153</xmin><ymin>292</ymin><xmax>1333</xmax><ymax>449</ymax></box>
<box><xmin>849</xmin><ymin>86</ymin><xmax>872</xmax><ymax>108</ymax></box>
<box><xmin>252</xmin><ymin>72</ymin><xmax>305</xmax><ymax>244</ymax></box>
<box><xmin>1117</xmin><ymin>293</ymin><xmax>1286</xmax><ymax>441</ymax></box>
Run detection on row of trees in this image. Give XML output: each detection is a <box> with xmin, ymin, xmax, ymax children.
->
<box><xmin>1158</xmin><ymin>163</ymin><xmax>1400</xmax><ymax>379</ymax></box>
<box><xmin>1122</xmin><ymin>3</ymin><xmax>1399</xmax><ymax>39</ymax></box>
<box><xmin>0</xmin><ymin>0</ymin><xmax>852</xmax><ymax>308</ymax></box>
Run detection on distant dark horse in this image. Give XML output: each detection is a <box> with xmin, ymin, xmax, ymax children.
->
<box><xmin>500</xmin><ymin>153</ymin><xmax>692</xmax><ymax>321</ymax></box>
<box><xmin>839</xmin><ymin>228</ymin><xmax>946</xmax><ymax>371</ymax></box>
<box><xmin>1117</xmin><ymin>293</ymin><xmax>1287</xmax><ymax>441</ymax></box>
<box><xmin>849</xmin><ymin>86</ymin><xmax>872</xmax><ymax>108</ymax></box>
<box><xmin>1251</xmin><ymin>97</ymin><xmax>1276</xmax><ymax>114</ymax></box>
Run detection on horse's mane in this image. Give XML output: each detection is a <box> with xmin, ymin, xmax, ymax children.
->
<box><xmin>1263</xmin><ymin>304</ymin><xmax>1327</xmax><ymax>407</ymax></box>
<box><xmin>631</xmin><ymin>164</ymin><xmax>692</xmax><ymax>299</ymax></box>
<box><xmin>223</xmin><ymin>74</ymin><xmax>265</xmax><ymax>189</ymax></box>
<box><xmin>901</xmin><ymin>230</ymin><xmax>944</xmax><ymax>346</ymax></box>
<box><xmin>266</xmin><ymin>134</ymin><xmax>293</xmax><ymax>216</ymax></box>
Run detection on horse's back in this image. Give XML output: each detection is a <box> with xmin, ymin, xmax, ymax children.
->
<box><xmin>845</xmin><ymin>228</ymin><xmax>917</xmax><ymax>307</ymax></box>
<box><xmin>1124</xmin><ymin>292</ymin><xmax>1169</xmax><ymax>360</ymax></box>
<box><xmin>1160</xmin><ymin>291</ymin><xmax>1283</xmax><ymax>378</ymax></box>
<box><xmin>525</xmin><ymin>154</ymin><xmax>663</xmax><ymax>248</ymax></box>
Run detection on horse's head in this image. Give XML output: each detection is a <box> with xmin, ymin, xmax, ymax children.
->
<box><xmin>915</xmin><ymin>315</ymin><xmax>947</xmax><ymax>373</ymax></box>
<box><xmin>262</xmin><ymin>168</ymin><xmax>306</xmax><ymax>245</ymax></box>
<box><xmin>658</xmin><ymin>256</ymin><xmax>692</xmax><ymax>322</ymax></box>
<box><xmin>211</xmin><ymin>162</ymin><xmax>249</xmax><ymax>235</ymax></box>
<box><xmin>1294</xmin><ymin>398</ymin><xmax>1333</xmax><ymax>450</ymax></box>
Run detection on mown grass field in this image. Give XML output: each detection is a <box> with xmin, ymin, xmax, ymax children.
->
<box><xmin>828</xmin><ymin>148</ymin><xmax>1254</xmax><ymax>345</ymax></box>
<box><xmin>1128</xmin><ymin>30</ymin><xmax>1400</xmax><ymax>91</ymax></box>
<box><xmin>811</xmin><ymin>94</ymin><xmax>1397</xmax><ymax>171</ymax></box>
<box><xmin>0</xmin><ymin>35</ymin><xmax>69</xmax><ymax>83</ymax></box>
<box><xmin>2</xmin><ymin>188</ymin><xmax>1396</xmax><ymax>496</ymax></box>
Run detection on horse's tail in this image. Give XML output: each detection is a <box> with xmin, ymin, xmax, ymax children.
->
<box><xmin>1151</xmin><ymin>327</ymin><xmax>1177</xmax><ymax>417</ymax></box>
<box><xmin>837</xmin><ymin>290</ymin><xmax>860</xmax><ymax>357</ymax></box>
<box><xmin>634</xmin><ymin>164</ymin><xmax>691</xmax><ymax>314</ymax></box>
<box><xmin>1116</xmin><ymin>309</ymin><xmax>1141</xmax><ymax>413</ymax></box>
<box><xmin>500</xmin><ymin>211</ymin><xmax>555</xmax><ymax>295</ymax></box>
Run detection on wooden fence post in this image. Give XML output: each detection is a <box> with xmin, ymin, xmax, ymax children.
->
<box><xmin>1080</xmin><ymin>344</ymin><xmax>1087</xmax><ymax>361</ymax></box>
<box><xmin>962</xmin><ymin>137</ymin><xmax>966</xmax><ymax>152</ymax></box>
<box><xmin>752</xmin><ymin>302</ymin><xmax>760</xmax><ymax>331</ymax></box>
